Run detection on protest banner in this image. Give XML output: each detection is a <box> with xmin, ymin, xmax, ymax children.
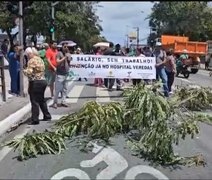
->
<box><xmin>69</xmin><ymin>55</ymin><xmax>156</xmax><ymax>79</ymax></box>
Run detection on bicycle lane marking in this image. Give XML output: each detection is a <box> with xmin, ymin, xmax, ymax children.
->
<box><xmin>51</xmin><ymin>142</ymin><xmax>169</xmax><ymax>180</ymax></box>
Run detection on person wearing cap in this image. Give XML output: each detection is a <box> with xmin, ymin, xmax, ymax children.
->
<box><xmin>23</xmin><ymin>47</ymin><xmax>51</xmax><ymax>125</ymax></box>
<box><xmin>179</xmin><ymin>49</ymin><xmax>189</xmax><ymax>64</ymax></box>
<box><xmin>165</xmin><ymin>49</ymin><xmax>176</xmax><ymax>94</ymax></box>
<box><xmin>153</xmin><ymin>42</ymin><xmax>169</xmax><ymax>97</ymax></box>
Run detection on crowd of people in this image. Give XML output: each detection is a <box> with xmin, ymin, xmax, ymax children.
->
<box><xmin>3</xmin><ymin>39</ymin><xmax>190</xmax><ymax>125</ymax></box>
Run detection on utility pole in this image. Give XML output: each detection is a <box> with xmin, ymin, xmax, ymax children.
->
<box><xmin>136</xmin><ymin>27</ymin><xmax>139</xmax><ymax>49</ymax></box>
<box><xmin>51</xmin><ymin>3</ymin><xmax>55</xmax><ymax>41</ymax></box>
<box><xmin>126</xmin><ymin>34</ymin><xmax>129</xmax><ymax>48</ymax></box>
<box><xmin>51</xmin><ymin>1</ymin><xmax>59</xmax><ymax>41</ymax></box>
<box><xmin>19</xmin><ymin>1</ymin><xmax>24</xmax><ymax>97</ymax></box>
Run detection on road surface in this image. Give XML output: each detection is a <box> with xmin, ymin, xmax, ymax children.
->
<box><xmin>0</xmin><ymin>71</ymin><xmax>211</xmax><ymax>179</ymax></box>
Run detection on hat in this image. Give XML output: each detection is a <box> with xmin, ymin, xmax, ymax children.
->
<box><xmin>77</xmin><ymin>47</ymin><xmax>81</xmax><ymax>51</ymax></box>
<box><xmin>155</xmin><ymin>42</ymin><xmax>162</xmax><ymax>46</ymax></box>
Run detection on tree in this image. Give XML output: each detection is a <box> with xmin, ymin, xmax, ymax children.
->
<box><xmin>147</xmin><ymin>2</ymin><xmax>212</xmax><ymax>41</ymax></box>
<box><xmin>0</xmin><ymin>2</ymin><xmax>18</xmax><ymax>47</ymax></box>
<box><xmin>0</xmin><ymin>1</ymin><xmax>105</xmax><ymax>51</ymax></box>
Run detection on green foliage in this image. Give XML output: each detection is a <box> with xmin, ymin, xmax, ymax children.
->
<box><xmin>148</xmin><ymin>2</ymin><xmax>212</xmax><ymax>41</ymax></box>
<box><xmin>0</xmin><ymin>1</ymin><xmax>104</xmax><ymax>50</ymax></box>
<box><xmin>3</xmin><ymin>130</ymin><xmax>66</xmax><ymax>160</ymax></box>
<box><xmin>174</xmin><ymin>86</ymin><xmax>212</xmax><ymax>110</ymax></box>
<box><xmin>3</xmin><ymin>84</ymin><xmax>211</xmax><ymax>166</ymax></box>
<box><xmin>55</xmin><ymin>101</ymin><xmax>124</xmax><ymax>141</ymax></box>
<box><xmin>124</xmin><ymin>83</ymin><xmax>200</xmax><ymax>165</ymax></box>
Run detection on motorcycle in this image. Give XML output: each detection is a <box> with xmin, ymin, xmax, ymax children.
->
<box><xmin>176</xmin><ymin>60</ymin><xmax>190</xmax><ymax>78</ymax></box>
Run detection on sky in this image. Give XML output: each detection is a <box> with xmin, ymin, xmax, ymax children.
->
<box><xmin>1</xmin><ymin>1</ymin><xmax>154</xmax><ymax>46</ymax></box>
<box><xmin>95</xmin><ymin>1</ymin><xmax>154</xmax><ymax>46</ymax></box>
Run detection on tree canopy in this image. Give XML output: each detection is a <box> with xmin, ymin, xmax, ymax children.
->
<box><xmin>0</xmin><ymin>1</ymin><xmax>106</xmax><ymax>51</ymax></box>
<box><xmin>147</xmin><ymin>1</ymin><xmax>212</xmax><ymax>45</ymax></box>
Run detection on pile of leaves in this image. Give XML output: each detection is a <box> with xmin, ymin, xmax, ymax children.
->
<box><xmin>2</xmin><ymin>83</ymin><xmax>211</xmax><ymax>166</ymax></box>
<box><xmin>4</xmin><ymin>130</ymin><xmax>66</xmax><ymax>161</ymax></box>
<box><xmin>3</xmin><ymin>101</ymin><xmax>125</xmax><ymax>160</ymax></box>
<box><xmin>174</xmin><ymin>86</ymin><xmax>212</xmax><ymax>111</ymax></box>
<box><xmin>55</xmin><ymin>101</ymin><xmax>125</xmax><ymax>141</ymax></box>
<box><xmin>123</xmin><ymin>84</ymin><xmax>201</xmax><ymax>165</ymax></box>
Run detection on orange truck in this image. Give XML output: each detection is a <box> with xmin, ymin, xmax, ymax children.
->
<box><xmin>157</xmin><ymin>35</ymin><xmax>208</xmax><ymax>74</ymax></box>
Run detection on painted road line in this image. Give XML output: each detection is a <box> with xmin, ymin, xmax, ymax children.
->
<box><xmin>66</xmin><ymin>85</ymin><xmax>84</xmax><ymax>103</ymax></box>
<box><xmin>125</xmin><ymin>165</ymin><xmax>169</xmax><ymax>180</ymax></box>
<box><xmin>51</xmin><ymin>143</ymin><xmax>168</xmax><ymax>180</ymax></box>
<box><xmin>96</xmin><ymin>87</ymin><xmax>110</xmax><ymax>103</ymax></box>
<box><xmin>0</xmin><ymin>127</ymin><xmax>31</xmax><ymax>162</ymax></box>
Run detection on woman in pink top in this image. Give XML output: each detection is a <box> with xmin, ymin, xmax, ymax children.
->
<box><xmin>94</xmin><ymin>47</ymin><xmax>103</xmax><ymax>86</ymax></box>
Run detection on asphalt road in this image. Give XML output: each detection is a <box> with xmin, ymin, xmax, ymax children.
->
<box><xmin>0</xmin><ymin>71</ymin><xmax>211</xmax><ymax>180</ymax></box>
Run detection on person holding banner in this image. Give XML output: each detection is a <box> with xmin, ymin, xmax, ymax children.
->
<box><xmin>50</xmin><ymin>42</ymin><xmax>70</xmax><ymax>109</ymax></box>
<box><xmin>103</xmin><ymin>42</ymin><xmax>122</xmax><ymax>91</ymax></box>
<box><xmin>77</xmin><ymin>48</ymin><xmax>88</xmax><ymax>82</ymax></box>
<box><xmin>94</xmin><ymin>47</ymin><xmax>103</xmax><ymax>87</ymax></box>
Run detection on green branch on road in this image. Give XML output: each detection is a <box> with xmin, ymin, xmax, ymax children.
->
<box><xmin>2</xmin><ymin>83</ymin><xmax>211</xmax><ymax>167</ymax></box>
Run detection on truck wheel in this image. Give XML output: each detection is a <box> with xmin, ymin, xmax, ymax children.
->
<box><xmin>190</xmin><ymin>68</ymin><xmax>199</xmax><ymax>74</ymax></box>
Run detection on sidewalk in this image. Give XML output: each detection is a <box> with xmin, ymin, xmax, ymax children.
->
<box><xmin>0</xmin><ymin>68</ymin><xmax>32</xmax><ymax>136</ymax></box>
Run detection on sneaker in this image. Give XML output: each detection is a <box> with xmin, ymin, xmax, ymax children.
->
<box><xmin>169</xmin><ymin>91</ymin><xmax>174</xmax><ymax>95</ymax></box>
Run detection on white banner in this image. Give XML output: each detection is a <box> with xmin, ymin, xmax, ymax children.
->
<box><xmin>69</xmin><ymin>55</ymin><xmax>156</xmax><ymax>79</ymax></box>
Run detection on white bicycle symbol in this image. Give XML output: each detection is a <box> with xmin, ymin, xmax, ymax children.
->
<box><xmin>51</xmin><ymin>143</ymin><xmax>169</xmax><ymax>180</ymax></box>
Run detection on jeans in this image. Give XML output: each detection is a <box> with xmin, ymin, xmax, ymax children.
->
<box><xmin>166</xmin><ymin>71</ymin><xmax>175</xmax><ymax>92</ymax></box>
<box><xmin>104</xmin><ymin>78</ymin><xmax>121</xmax><ymax>89</ymax></box>
<box><xmin>54</xmin><ymin>74</ymin><xmax>68</xmax><ymax>104</ymax></box>
<box><xmin>156</xmin><ymin>67</ymin><xmax>169</xmax><ymax>97</ymax></box>
<box><xmin>28</xmin><ymin>80</ymin><xmax>51</xmax><ymax>122</ymax></box>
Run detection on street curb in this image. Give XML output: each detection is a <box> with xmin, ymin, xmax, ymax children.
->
<box><xmin>0</xmin><ymin>103</ymin><xmax>31</xmax><ymax>137</ymax></box>
<box><xmin>0</xmin><ymin>99</ymin><xmax>54</xmax><ymax>137</ymax></box>
<box><xmin>0</xmin><ymin>79</ymin><xmax>76</xmax><ymax>137</ymax></box>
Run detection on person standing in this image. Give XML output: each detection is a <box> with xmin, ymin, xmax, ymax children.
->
<box><xmin>103</xmin><ymin>42</ymin><xmax>121</xmax><ymax>91</ymax></box>
<box><xmin>7</xmin><ymin>44</ymin><xmax>21</xmax><ymax>95</ymax></box>
<box><xmin>39</xmin><ymin>43</ymin><xmax>49</xmax><ymax>80</ymax></box>
<box><xmin>1</xmin><ymin>39</ymin><xmax>9</xmax><ymax>58</ymax></box>
<box><xmin>50</xmin><ymin>42</ymin><xmax>70</xmax><ymax>109</ymax></box>
<box><xmin>77</xmin><ymin>47</ymin><xmax>88</xmax><ymax>82</ymax></box>
<box><xmin>132</xmin><ymin>48</ymin><xmax>145</xmax><ymax>86</ymax></box>
<box><xmin>94</xmin><ymin>47</ymin><xmax>103</xmax><ymax>87</ymax></box>
<box><xmin>153</xmin><ymin>42</ymin><xmax>169</xmax><ymax>97</ymax></box>
<box><xmin>23</xmin><ymin>47</ymin><xmax>51</xmax><ymax>125</ymax></box>
<box><xmin>45</xmin><ymin>40</ymin><xmax>58</xmax><ymax>98</ymax></box>
<box><xmin>165</xmin><ymin>49</ymin><xmax>176</xmax><ymax>94</ymax></box>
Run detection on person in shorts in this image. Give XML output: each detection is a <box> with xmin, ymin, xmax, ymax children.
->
<box><xmin>45</xmin><ymin>40</ymin><xmax>58</xmax><ymax>98</ymax></box>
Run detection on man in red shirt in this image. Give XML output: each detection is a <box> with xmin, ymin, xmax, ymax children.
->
<box><xmin>45</xmin><ymin>40</ymin><xmax>58</xmax><ymax>98</ymax></box>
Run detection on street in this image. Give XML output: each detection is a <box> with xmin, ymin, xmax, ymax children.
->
<box><xmin>0</xmin><ymin>70</ymin><xmax>211</xmax><ymax>179</ymax></box>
